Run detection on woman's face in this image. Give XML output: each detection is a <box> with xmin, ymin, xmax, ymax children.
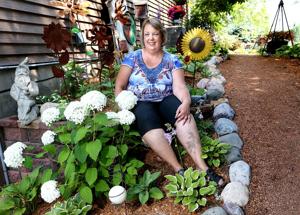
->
<box><xmin>143</xmin><ymin>24</ymin><xmax>162</xmax><ymax>52</ymax></box>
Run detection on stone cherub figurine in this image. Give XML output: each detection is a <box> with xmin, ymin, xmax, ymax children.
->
<box><xmin>10</xmin><ymin>57</ymin><xmax>39</xmax><ymax>126</ymax></box>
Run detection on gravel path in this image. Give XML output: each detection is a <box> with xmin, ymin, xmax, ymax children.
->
<box><xmin>219</xmin><ymin>55</ymin><xmax>300</xmax><ymax>215</ymax></box>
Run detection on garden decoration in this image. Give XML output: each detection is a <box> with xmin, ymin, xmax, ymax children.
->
<box><xmin>264</xmin><ymin>0</ymin><xmax>294</xmax><ymax>54</ymax></box>
<box><xmin>181</xmin><ymin>28</ymin><xmax>212</xmax><ymax>86</ymax></box>
<box><xmin>109</xmin><ymin>185</ymin><xmax>127</xmax><ymax>204</ymax></box>
<box><xmin>10</xmin><ymin>57</ymin><xmax>39</xmax><ymax>126</ymax></box>
<box><xmin>167</xmin><ymin>5</ymin><xmax>186</xmax><ymax>24</ymax></box>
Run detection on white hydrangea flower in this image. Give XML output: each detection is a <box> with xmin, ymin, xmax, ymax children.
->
<box><xmin>80</xmin><ymin>90</ymin><xmax>107</xmax><ymax>111</ymax></box>
<box><xmin>3</xmin><ymin>142</ymin><xmax>27</xmax><ymax>168</ymax></box>
<box><xmin>117</xmin><ymin>110</ymin><xmax>135</xmax><ymax>125</ymax></box>
<box><xmin>41</xmin><ymin>180</ymin><xmax>61</xmax><ymax>203</ymax></box>
<box><xmin>41</xmin><ymin>130</ymin><xmax>56</xmax><ymax>145</ymax></box>
<box><xmin>115</xmin><ymin>90</ymin><xmax>138</xmax><ymax>110</ymax></box>
<box><xmin>105</xmin><ymin>111</ymin><xmax>119</xmax><ymax>120</ymax></box>
<box><xmin>64</xmin><ymin>101</ymin><xmax>88</xmax><ymax>124</ymax></box>
<box><xmin>41</xmin><ymin>107</ymin><xmax>60</xmax><ymax>126</ymax></box>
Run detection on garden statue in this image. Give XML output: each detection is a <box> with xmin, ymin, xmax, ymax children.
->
<box><xmin>10</xmin><ymin>57</ymin><xmax>39</xmax><ymax>126</ymax></box>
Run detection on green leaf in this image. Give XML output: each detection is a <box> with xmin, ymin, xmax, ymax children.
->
<box><xmin>182</xmin><ymin>196</ymin><xmax>191</xmax><ymax>206</ymax></box>
<box><xmin>184</xmin><ymin>167</ymin><xmax>193</xmax><ymax>178</ymax></box>
<box><xmin>119</xmin><ymin>144</ymin><xmax>128</xmax><ymax>158</ymax></box>
<box><xmin>188</xmin><ymin>203</ymin><xmax>199</xmax><ymax>212</ymax></box>
<box><xmin>74</xmin><ymin>144</ymin><xmax>88</xmax><ymax>163</ymax></box>
<box><xmin>147</xmin><ymin>171</ymin><xmax>160</xmax><ymax>186</ymax></box>
<box><xmin>42</xmin><ymin>144</ymin><xmax>56</xmax><ymax>155</ymax></box>
<box><xmin>80</xmin><ymin>186</ymin><xmax>93</xmax><ymax>204</ymax></box>
<box><xmin>35</xmin><ymin>152</ymin><xmax>46</xmax><ymax>158</ymax></box>
<box><xmin>29</xmin><ymin>166</ymin><xmax>40</xmax><ymax>183</ymax></box>
<box><xmin>64</xmin><ymin>162</ymin><xmax>75</xmax><ymax>180</ymax></box>
<box><xmin>14</xmin><ymin>208</ymin><xmax>26</xmax><ymax>215</ymax></box>
<box><xmin>165</xmin><ymin>184</ymin><xmax>178</xmax><ymax>193</ymax></box>
<box><xmin>165</xmin><ymin>175</ymin><xmax>177</xmax><ymax>183</ymax></box>
<box><xmin>191</xmin><ymin>170</ymin><xmax>200</xmax><ymax>180</ymax></box>
<box><xmin>85</xmin><ymin>168</ymin><xmax>98</xmax><ymax>186</ymax></box>
<box><xmin>198</xmin><ymin>176</ymin><xmax>206</xmax><ymax>187</ymax></box>
<box><xmin>201</xmin><ymin>154</ymin><xmax>208</xmax><ymax>159</ymax></box>
<box><xmin>125</xmin><ymin>174</ymin><xmax>136</xmax><ymax>186</ymax></box>
<box><xmin>212</xmin><ymin>159</ymin><xmax>220</xmax><ymax>167</ymax></box>
<box><xmin>174</xmin><ymin>196</ymin><xmax>183</xmax><ymax>204</ymax></box>
<box><xmin>185</xmin><ymin>187</ymin><xmax>193</xmax><ymax>196</ymax></box>
<box><xmin>58</xmin><ymin>133</ymin><xmax>72</xmax><ymax>144</ymax></box>
<box><xmin>149</xmin><ymin>187</ymin><xmax>164</xmax><ymax>200</ymax></box>
<box><xmin>0</xmin><ymin>198</ymin><xmax>15</xmax><ymax>211</ymax></box>
<box><xmin>18</xmin><ymin>177</ymin><xmax>31</xmax><ymax>194</ymax></box>
<box><xmin>102</xmin><ymin>145</ymin><xmax>118</xmax><ymax>159</ymax></box>
<box><xmin>139</xmin><ymin>190</ymin><xmax>149</xmax><ymax>204</ymax></box>
<box><xmin>58</xmin><ymin>146</ymin><xmax>70</xmax><ymax>163</ymax></box>
<box><xmin>94</xmin><ymin>113</ymin><xmax>109</xmax><ymax>125</ymax></box>
<box><xmin>197</xmin><ymin>197</ymin><xmax>207</xmax><ymax>206</ymax></box>
<box><xmin>23</xmin><ymin>156</ymin><xmax>33</xmax><ymax>169</ymax></box>
<box><xmin>199</xmin><ymin>187</ymin><xmax>211</xmax><ymax>195</ymax></box>
<box><xmin>112</xmin><ymin>172</ymin><xmax>122</xmax><ymax>185</ymax></box>
<box><xmin>86</xmin><ymin>140</ymin><xmax>102</xmax><ymax>161</ymax></box>
<box><xmin>129</xmin><ymin>159</ymin><xmax>144</xmax><ymax>168</ymax></box>
<box><xmin>41</xmin><ymin>169</ymin><xmax>53</xmax><ymax>183</ymax></box>
<box><xmin>79</xmin><ymin>162</ymin><xmax>87</xmax><ymax>174</ymax></box>
<box><xmin>95</xmin><ymin>179</ymin><xmax>110</xmax><ymax>192</ymax></box>
<box><xmin>127</xmin><ymin>166</ymin><xmax>137</xmax><ymax>175</ymax></box>
<box><xmin>73</xmin><ymin>127</ymin><xmax>88</xmax><ymax>144</ymax></box>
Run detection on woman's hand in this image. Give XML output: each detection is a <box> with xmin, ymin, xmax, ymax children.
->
<box><xmin>175</xmin><ymin>101</ymin><xmax>191</xmax><ymax>125</ymax></box>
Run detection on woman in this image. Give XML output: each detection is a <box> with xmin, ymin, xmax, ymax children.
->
<box><xmin>115</xmin><ymin>18</ymin><xmax>223</xmax><ymax>186</ymax></box>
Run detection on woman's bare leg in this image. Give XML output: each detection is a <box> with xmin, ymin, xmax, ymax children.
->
<box><xmin>142</xmin><ymin>128</ymin><xmax>183</xmax><ymax>172</ymax></box>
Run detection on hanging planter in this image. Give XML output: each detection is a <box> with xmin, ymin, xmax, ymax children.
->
<box><xmin>167</xmin><ymin>5</ymin><xmax>186</xmax><ymax>23</ymax></box>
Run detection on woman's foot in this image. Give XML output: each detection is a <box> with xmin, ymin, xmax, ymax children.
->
<box><xmin>177</xmin><ymin>168</ymin><xmax>185</xmax><ymax>176</ymax></box>
<box><xmin>206</xmin><ymin>168</ymin><xmax>224</xmax><ymax>187</ymax></box>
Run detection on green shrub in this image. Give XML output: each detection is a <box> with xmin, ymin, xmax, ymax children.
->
<box><xmin>165</xmin><ymin>168</ymin><xmax>217</xmax><ymax>212</ymax></box>
<box><xmin>127</xmin><ymin>170</ymin><xmax>164</xmax><ymax>204</ymax></box>
<box><xmin>45</xmin><ymin>193</ymin><xmax>92</xmax><ymax>215</ymax></box>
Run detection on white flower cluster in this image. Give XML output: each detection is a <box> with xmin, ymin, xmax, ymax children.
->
<box><xmin>41</xmin><ymin>180</ymin><xmax>61</xmax><ymax>203</ymax></box>
<box><xmin>115</xmin><ymin>90</ymin><xmax>138</xmax><ymax>110</ymax></box>
<box><xmin>41</xmin><ymin>130</ymin><xmax>56</xmax><ymax>145</ymax></box>
<box><xmin>64</xmin><ymin>101</ymin><xmax>88</xmax><ymax>124</ymax></box>
<box><xmin>80</xmin><ymin>90</ymin><xmax>107</xmax><ymax>111</ymax></box>
<box><xmin>3</xmin><ymin>142</ymin><xmax>27</xmax><ymax>168</ymax></box>
<box><xmin>117</xmin><ymin>110</ymin><xmax>135</xmax><ymax>125</ymax></box>
<box><xmin>106</xmin><ymin>111</ymin><xmax>119</xmax><ymax>120</ymax></box>
<box><xmin>41</xmin><ymin>107</ymin><xmax>60</xmax><ymax>126</ymax></box>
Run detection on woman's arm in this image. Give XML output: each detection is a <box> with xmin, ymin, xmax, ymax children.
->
<box><xmin>172</xmin><ymin>69</ymin><xmax>191</xmax><ymax>124</ymax></box>
<box><xmin>114</xmin><ymin>65</ymin><xmax>132</xmax><ymax>96</ymax></box>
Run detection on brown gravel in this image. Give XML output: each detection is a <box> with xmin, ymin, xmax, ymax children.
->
<box><xmin>219</xmin><ymin>55</ymin><xmax>300</xmax><ymax>215</ymax></box>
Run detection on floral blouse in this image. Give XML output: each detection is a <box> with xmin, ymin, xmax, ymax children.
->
<box><xmin>122</xmin><ymin>49</ymin><xmax>183</xmax><ymax>101</ymax></box>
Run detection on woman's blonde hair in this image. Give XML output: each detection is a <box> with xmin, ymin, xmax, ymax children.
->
<box><xmin>141</xmin><ymin>18</ymin><xmax>167</xmax><ymax>47</ymax></box>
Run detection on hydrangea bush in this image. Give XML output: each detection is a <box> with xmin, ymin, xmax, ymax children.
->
<box><xmin>39</xmin><ymin>90</ymin><xmax>144</xmax><ymax>204</ymax></box>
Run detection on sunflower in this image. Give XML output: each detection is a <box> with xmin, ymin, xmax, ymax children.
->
<box><xmin>181</xmin><ymin>28</ymin><xmax>212</xmax><ymax>60</ymax></box>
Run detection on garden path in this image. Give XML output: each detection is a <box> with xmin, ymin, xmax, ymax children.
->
<box><xmin>219</xmin><ymin>55</ymin><xmax>300</xmax><ymax>215</ymax></box>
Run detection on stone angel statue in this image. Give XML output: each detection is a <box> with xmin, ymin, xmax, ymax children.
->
<box><xmin>10</xmin><ymin>57</ymin><xmax>39</xmax><ymax>126</ymax></box>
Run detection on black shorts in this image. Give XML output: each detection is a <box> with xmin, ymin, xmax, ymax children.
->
<box><xmin>132</xmin><ymin>95</ymin><xmax>181</xmax><ymax>137</ymax></box>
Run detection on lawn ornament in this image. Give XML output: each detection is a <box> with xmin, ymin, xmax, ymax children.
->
<box><xmin>109</xmin><ymin>185</ymin><xmax>127</xmax><ymax>204</ymax></box>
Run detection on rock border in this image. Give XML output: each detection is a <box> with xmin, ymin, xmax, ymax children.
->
<box><xmin>196</xmin><ymin>55</ymin><xmax>251</xmax><ymax>215</ymax></box>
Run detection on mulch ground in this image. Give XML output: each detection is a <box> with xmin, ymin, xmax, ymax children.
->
<box><xmin>219</xmin><ymin>55</ymin><xmax>300</xmax><ymax>215</ymax></box>
<box><xmin>34</xmin><ymin>55</ymin><xmax>300</xmax><ymax>215</ymax></box>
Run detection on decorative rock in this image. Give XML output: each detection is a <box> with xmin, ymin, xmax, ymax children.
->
<box><xmin>40</xmin><ymin>102</ymin><xmax>60</xmax><ymax>115</ymax></box>
<box><xmin>10</xmin><ymin>57</ymin><xmax>39</xmax><ymax>126</ymax></box>
<box><xmin>196</xmin><ymin>78</ymin><xmax>210</xmax><ymax>89</ymax></box>
<box><xmin>219</xmin><ymin>133</ymin><xmax>243</xmax><ymax>149</ymax></box>
<box><xmin>202</xmin><ymin>206</ymin><xmax>228</xmax><ymax>215</ymax></box>
<box><xmin>211</xmin><ymin>98</ymin><xmax>229</xmax><ymax>107</ymax></box>
<box><xmin>213</xmin><ymin>103</ymin><xmax>235</xmax><ymax>120</ymax></box>
<box><xmin>208</xmin><ymin>66</ymin><xmax>222</xmax><ymax>76</ymax></box>
<box><xmin>214</xmin><ymin>75</ymin><xmax>226</xmax><ymax>85</ymax></box>
<box><xmin>221</xmin><ymin>182</ymin><xmax>249</xmax><ymax>207</ymax></box>
<box><xmin>223</xmin><ymin>202</ymin><xmax>244</xmax><ymax>215</ymax></box>
<box><xmin>206</xmin><ymin>83</ymin><xmax>225</xmax><ymax>100</ymax></box>
<box><xmin>214</xmin><ymin>118</ymin><xmax>238</xmax><ymax>136</ymax></box>
<box><xmin>229</xmin><ymin>161</ymin><xmax>251</xmax><ymax>186</ymax></box>
<box><xmin>225</xmin><ymin>146</ymin><xmax>242</xmax><ymax>164</ymax></box>
<box><xmin>191</xmin><ymin>94</ymin><xmax>207</xmax><ymax>106</ymax></box>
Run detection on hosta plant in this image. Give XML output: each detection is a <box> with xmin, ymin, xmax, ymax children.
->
<box><xmin>201</xmin><ymin>136</ymin><xmax>231</xmax><ymax>167</ymax></box>
<box><xmin>165</xmin><ymin>168</ymin><xmax>217</xmax><ymax>212</ymax></box>
<box><xmin>45</xmin><ymin>193</ymin><xmax>92</xmax><ymax>215</ymax></box>
<box><xmin>127</xmin><ymin>170</ymin><xmax>164</xmax><ymax>204</ymax></box>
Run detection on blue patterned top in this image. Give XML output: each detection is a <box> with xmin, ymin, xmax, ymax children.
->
<box><xmin>122</xmin><ymin>49</ymin><xmax>183</xmax><ymax>101</ymax></box>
